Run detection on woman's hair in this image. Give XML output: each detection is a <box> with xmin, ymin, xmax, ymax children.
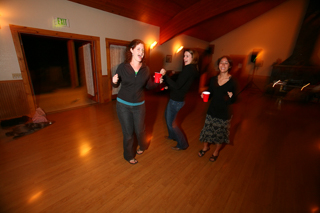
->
<box><xmin>184</xmin><ymin>49</ymin><xmax>199</xmax><ymax>64</ymax></box>
<box><xmin>217</xmin><ymin>55</ymin><xmax>233</xmax><ymax>71</ymax></box>
<box><xmin>125</xmin><ymin>39</ymin><xmax>145</xmax><ymax>63</ymax></box>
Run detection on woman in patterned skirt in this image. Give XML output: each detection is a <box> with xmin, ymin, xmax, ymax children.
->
<box><xmin>198</xmin><ymin>56</ymin><xmax>237</xmax><ymax>162</ymax></box>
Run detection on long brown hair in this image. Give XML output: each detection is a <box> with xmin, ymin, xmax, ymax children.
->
<box><xmin>125</xmin><ymin>39</ymin><xmax>145</xmax><ymax>63</ymax></box>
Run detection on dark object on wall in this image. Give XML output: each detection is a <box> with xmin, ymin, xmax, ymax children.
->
<box><xmin>5</xmin><ymin>121</ymin><xmax>54</xmax><ymax>139</ymax></box>
<box><xmin>1</xmin><ymin>116</ymin><xmax>30</xmax><ymax>128</ymax></box>
<box><xmin>166</xmin><ymin>55</ymin><xmax>172</xmax><ymax>63</ymax></box>
<box><xmin>250</xmin><ymin>52</ymin><xmax>259</xmax><ymax>63</ymax></box>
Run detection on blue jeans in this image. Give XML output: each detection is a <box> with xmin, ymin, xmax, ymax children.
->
<box><xmin>116</xmin><ymin>101</ymin><xmax>148</xmax><ymax>161</ymax></box>
<box><xmin>165</xmin><ymin>99</ymin><xmax>188</xmax><ymax>149</ymax></box>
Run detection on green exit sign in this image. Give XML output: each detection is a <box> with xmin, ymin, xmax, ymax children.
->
<box><xmin>53</xmin><ymin>17</ymin><xmax>69</xmax><ymax>28</ymax></box>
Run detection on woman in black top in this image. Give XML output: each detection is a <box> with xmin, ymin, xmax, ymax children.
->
<box><xmin>112</xmin><ymin>39</ymin><xmax>163</xmax><ymax>164</ymax></box>
<box><xmin>162</xmin><ymin>49</ymin><xmax>199</xmax><ymax>150</ymax></box>
<box><xmin>198</xmin><ymin>56</ymin><xmax>237</xmax><ymax>162</ymax></box>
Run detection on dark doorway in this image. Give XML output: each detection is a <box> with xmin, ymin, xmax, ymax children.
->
<box><xmin>20</xmin><ymin>34</ymin><xmax>96</xmax><ymax>113</ymax></box>
<box><xmin>21</xmin><ymin>34</ymin><xmax>71</xmax><ymax>94</ymax></box>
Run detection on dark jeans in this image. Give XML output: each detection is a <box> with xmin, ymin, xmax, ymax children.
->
<box><xmin>165</xmin><ymin>99</ymin><xmax>188</xmax><ymax>149</ymax></box>
<box><xmin>116</xmin><ymin>101</ymin><xmax>148</xmax><ymax>161</ymax></box>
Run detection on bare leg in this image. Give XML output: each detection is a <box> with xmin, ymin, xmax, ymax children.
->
<box><xmin>213</xmin><ymin>144</ymin><xmax>222</xmax><ymax>156</ymax></box>
<box><xmin>209</xmin><ymin>143</ymin><xmax>222</xmax><ymax>162</ymax></box>
<box><xmin>203</xmin><ymin>142</ymin><xmax>210</xmax><ymax>151</ymax></box>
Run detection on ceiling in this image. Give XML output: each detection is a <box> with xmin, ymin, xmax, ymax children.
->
<box><xmin>68</xmin><ymin>0</ymin><xmax>286</xmax><ymax>44</ymax></box>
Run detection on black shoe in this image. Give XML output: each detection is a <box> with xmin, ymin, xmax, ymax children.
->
<box><xmin>209</xmin><ymin>155</ymin><xmax>218</xmax><ymax>162</ymax></box>
<box><xmin>198</xmin><ymin>148</ymin><xmax>210</xmax><ymax>157</ymax></box>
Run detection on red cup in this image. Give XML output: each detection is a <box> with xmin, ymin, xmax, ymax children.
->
<box><xmin>154</xmin><ymin>72</ymin><xmax>162</xmax><ymax>83</ymax></box>
<box><xmin>202</xmin><ymin>91</ymin><xmax>210</xmax><ymax>102</ymax></box>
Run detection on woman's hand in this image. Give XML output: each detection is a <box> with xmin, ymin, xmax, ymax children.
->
<box><xmin>227</xmin><ymin>91</ymin><xmax>233</xmax><ymax>98</ymax></box>
<box><xmin>160</xmin><ymin>68</ymin><xmax>166</xmax><ymax>76</ymax></box>
<box><xmin>112</xmin><ymin>74</ymin><xmax>119</xmax><ymax>84</ymax></box>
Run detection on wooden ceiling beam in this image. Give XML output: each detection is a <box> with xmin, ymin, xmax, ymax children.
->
<box><xmin>183</xmin><ymin>0</ymin><xmax>286</xmax><ymax>42</ymax></box>
<box><xmin>159</xmin><ymin>0</ymin><xmax>258</xmax><ymax>44</ymax></box>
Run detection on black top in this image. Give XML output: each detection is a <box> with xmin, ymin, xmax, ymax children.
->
<box><xmin>207</xmin><ymin>75</ymin><xmax>237</xmax><ymax>120</ymax></box>
<box><xmin>163</xmin><ymin>64</ymin><xmax>198</xmax><ymax>102</ymax></box>
<box><xmin>111</xmin><ymin>62</ymin><xmax>158</xmax><ymax>103</ymax></box>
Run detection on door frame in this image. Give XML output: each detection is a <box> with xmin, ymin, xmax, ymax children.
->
<box><xmin>9</xmin><ymin>24</ymin><xmax>103</xmax><ymax>116</ymax></box>
<box><xmin>105</xmin><ymin>38</ymin><xmax>130</xmax><ymax>100</ymax></box>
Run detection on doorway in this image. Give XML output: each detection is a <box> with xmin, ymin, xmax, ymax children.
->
<box><xmin>20</xmin><ymin>34</ymin><xmax>97</xmax><ymax>113</ymax></box>
<box><xmin>10</xmin><ymin>25</ymin><xmax>104</xmax><ymax>116</ymax></box>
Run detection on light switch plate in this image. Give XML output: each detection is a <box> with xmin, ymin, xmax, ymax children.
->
<box><xmin>12</xmin><ymin>73</ymin><xmax>22</xmax><ymax>79</ymax></box>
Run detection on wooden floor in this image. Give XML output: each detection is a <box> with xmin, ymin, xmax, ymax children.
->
<box><xmin>35</xmin><ymin>86</ymin><xmax>96</xmax><ymax>113</ymax></box>
<box><xmin>0</xmin><ymin>88</ymin><xmax>319</xmax><ymax>213</ymax></box>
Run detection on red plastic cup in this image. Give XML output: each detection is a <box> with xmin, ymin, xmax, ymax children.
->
<box><xmin>202</xmin><ymin>91</ymin><xmax>210</xmax><ymax>102</ymax></box>
<box><xmin>154</xmin><ymin>72</ymin><xmax>162</xmax><ymax>83</ymax></box>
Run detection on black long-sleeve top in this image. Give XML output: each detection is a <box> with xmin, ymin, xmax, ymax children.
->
<box><xmin>207</xmin><ymin>75</ymin><xmax>237</xmax><ymax>120</ymax></box>
<box><xmin>111</xmin><ymin>62</ymin><xmax>158</xmax><ymax>103</ymax></box>
<box><xmin>163</xmin><ymin>64</ymin><xmax>198</xmax><ymax>102</ymax></box>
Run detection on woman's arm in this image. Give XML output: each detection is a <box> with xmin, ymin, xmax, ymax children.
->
<box><xmin>145</xmin><ymin>75</ymin><xmax>159</xmax><ymax>90</ymax></box>
<box><xmin>226</xmin><ymin>79</ymin><xmax>237</xmax><ymax>104</ymax></box>
<box><xmin>111</xmin><ymin>64</ymin><xmax>122</xmax><ymax>88</ymax></box>
<box><xmin>145</xmin><ymin>67</ymin><xmax>161</xmax><ymax>90</ymax></box>
<box><xmin>164</xmin><ymin>66</ymin><xmax>193</xmax><ymax>90</ymax></box>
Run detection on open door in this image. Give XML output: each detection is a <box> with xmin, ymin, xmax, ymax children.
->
<box><xmin>79</xmin><ymin>43</ymin><xmax>98</xmax><ymax>102</ymax></box>
<box><xmin>110</xmin><ymin>44</ymin><xmax>126</xmax><ymax>98</ymax></box>
<box><xmin>106</xmin><ymin>39</ymin><xmax>130</xmax><ymax>100</ymax></box>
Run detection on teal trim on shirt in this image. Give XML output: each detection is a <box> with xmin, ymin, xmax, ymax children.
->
<box><xmin>117</xmin><ymin>97</ymin><xmax>145</xmax><ymax>106</ymax></box>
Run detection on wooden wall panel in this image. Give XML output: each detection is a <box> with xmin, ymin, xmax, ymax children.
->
<box><xmin>101</xmin><ymin>75</ymin><xmax>111</xmax><ymax>102</ymax></box>
<box><xmin>0</xmin><ymin>80</ymin><xmax>30</xmax><ymax>120</ymax></box>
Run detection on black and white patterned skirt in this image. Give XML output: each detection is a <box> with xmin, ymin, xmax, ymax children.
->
<box><xmin>199</xmin><ymin>114</ymin><xmax>231</xmax><ymax>144</ymax></box>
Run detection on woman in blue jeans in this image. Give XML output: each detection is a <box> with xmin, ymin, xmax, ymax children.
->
<box><xmin>161</xmin><ymin>49</ymin><xmax>199</xmax><ymax>150</ymax></box>
<box><xmin>112</xmin><ymin>39</ymin><xmax>163</xmax><ymax>164</ymax></box>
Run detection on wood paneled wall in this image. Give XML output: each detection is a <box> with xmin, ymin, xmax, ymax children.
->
<box><xmin>0</xmin><ymin>80</ymin><xmax>30</xmax><ymax>120</ymax></box>
<box><xmin>101</xmin><ymin>75</ymin><xmax>111</xmax><ymax>102</ymax></box>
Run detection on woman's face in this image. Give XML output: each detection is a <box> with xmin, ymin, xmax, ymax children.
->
<box><xmin>219</xmin><ymin>57</ymin><xmax>230</xmax><ymax>73</ymax></box>
<box><xmin>184</xmin><ymin>51</ymin><xmax>193</xmax><ymax>66</ymax></box>
<box><xmin>130</xmin><ymin>43</ymin><xmax>145</xmax><ymax>62</ymax></box>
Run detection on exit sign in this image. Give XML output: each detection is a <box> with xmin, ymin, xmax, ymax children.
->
<box><xmin>53</xmin><ymin>17</ymin><xmax>70</xmax><ymax>28</ymax></box>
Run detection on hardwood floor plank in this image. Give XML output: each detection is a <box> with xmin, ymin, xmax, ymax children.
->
<box><xmin>0</xmin><ymin>90</ymin><xmax>319</xmax><ymax>212</ymax></box>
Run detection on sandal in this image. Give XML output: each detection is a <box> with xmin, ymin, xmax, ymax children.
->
<box><xmin>129</xmin><ymin>159</ymin><xmax>138</xmax><ymax>164</ymax></box>
<box><xmin>136</xmin><ymin>149</ymin><xmax>144</xmax><ymax>155</ymax></box>
<box><xmin>198</xmin><ymin>148</ymin><xmax>210</xmax><ymax>157</ymax></box>
<box><xmin>209</xmin><ymin>155</ymin><xmax>218</xmax><ymax>162</ymax></box>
